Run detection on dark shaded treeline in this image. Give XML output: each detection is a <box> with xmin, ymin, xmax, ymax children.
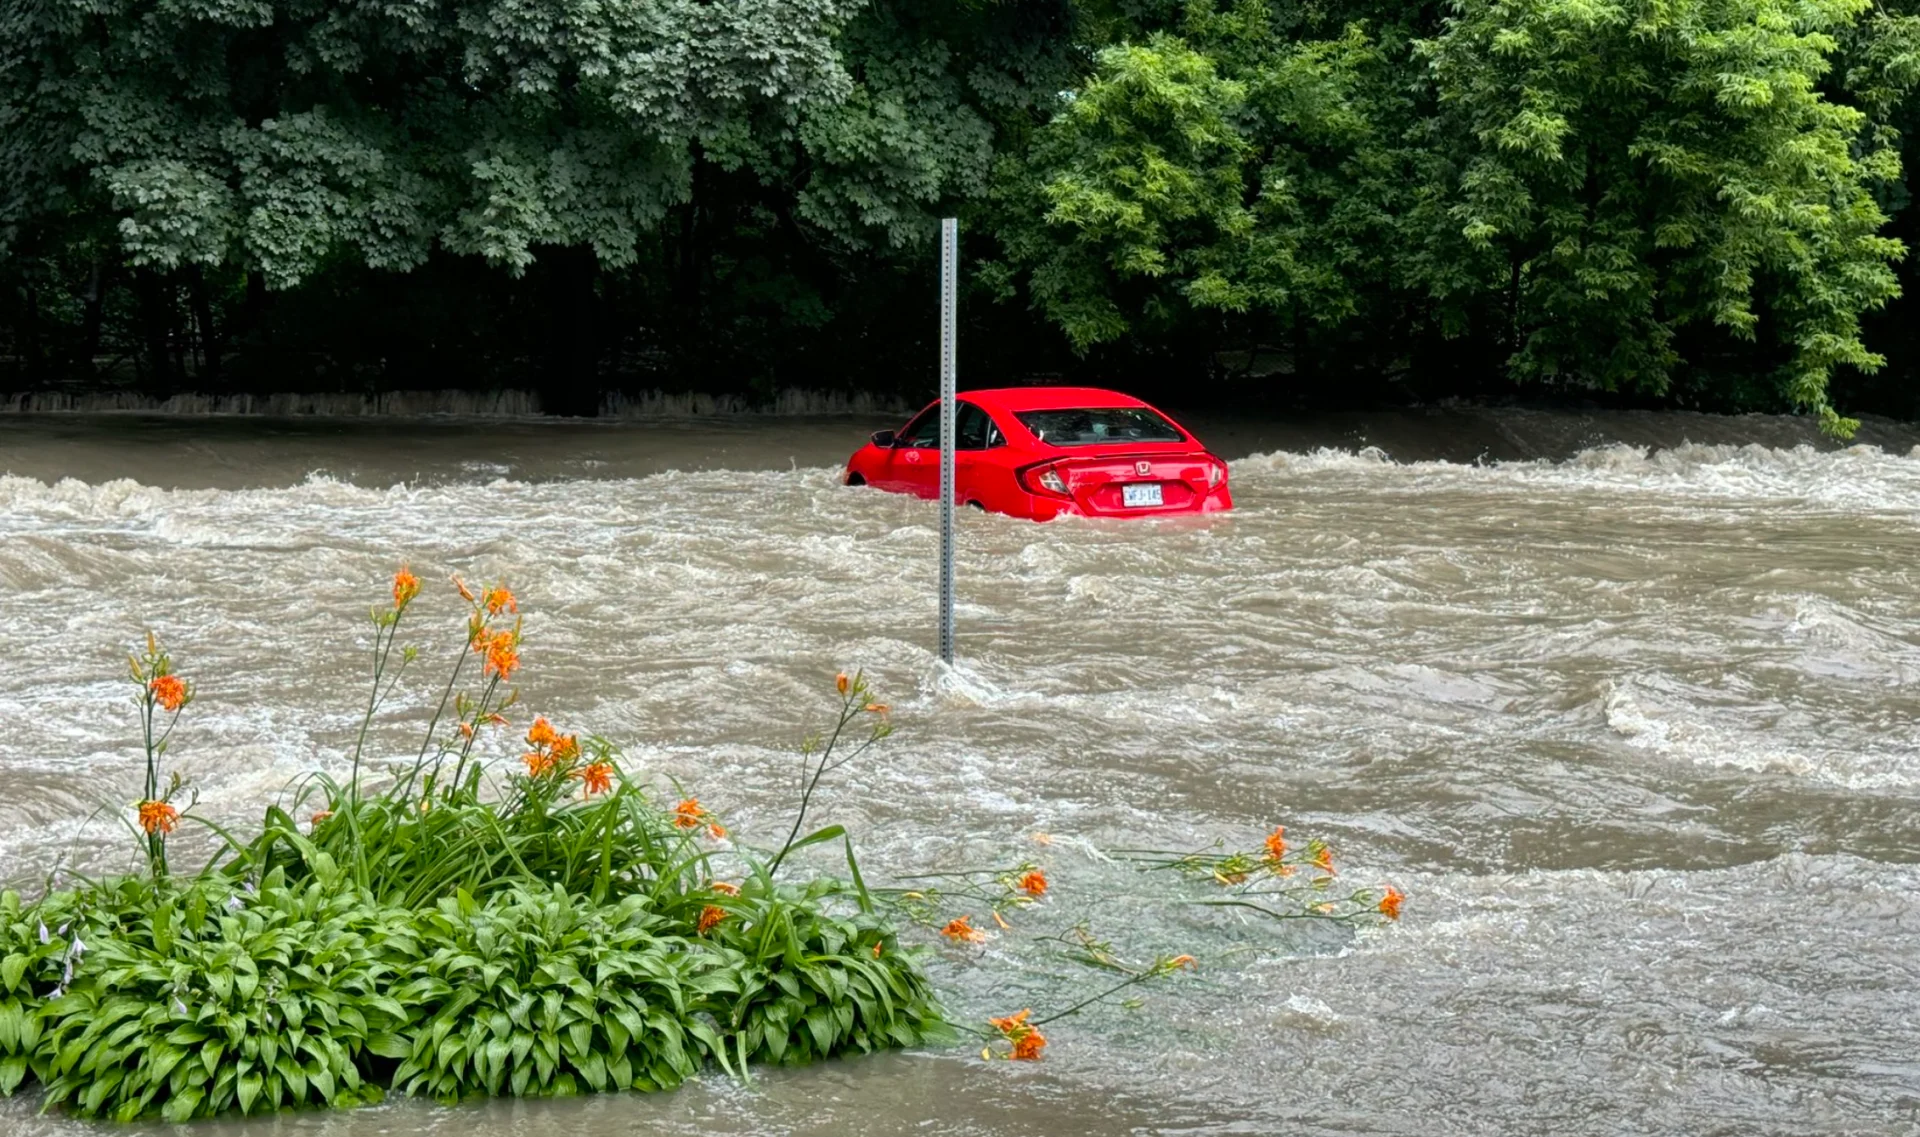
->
<box><xmin>2</xmin><ymin>0</ymin><xmax>1916</xmax><ymax>427</ymax></box>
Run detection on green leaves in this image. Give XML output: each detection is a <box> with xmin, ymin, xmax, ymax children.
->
<box><xmin>1007</xmin><ymin>32</ymin><xmax>1253</xmax><ymax>349</ymax></box>
<box><xmin>3</xmin><ymin>0</ymin><xmax>866</xmax><ymax>281</ymax></box>
<box><xmin>17</xmin><ymin>873</ymin><xmax>393</xmax><ymax>1120</ymax></box>
<box><xmin>1421</xmin><ymin>0</ymin><xmax>1902</xmax><ymax>432</ymax></box>
<box><xmin>966</xmin><ymin>0</ymin><xmax>1912</xmax><ymax>426</ymax></box>
<box><xmin>992</xmin><ymin>4</ymin><xmax>1398</xmax><ymax>354</ymax></box>
<box><xmin>0</xmin><ymin>826</ymin><xmax>943</xmax><ymax>1121</ymax></box>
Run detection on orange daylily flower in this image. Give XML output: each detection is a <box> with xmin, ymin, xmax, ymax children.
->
<box><xmin>1018</xmin><ymin>869</ymin><xmax>1048</xmax><ymax>897</ymax></box>
<box><xmin>864</xmin><ymin>702</ymin><xmax>889</xmax><ymax>715</ymax></box>
<box><xmin>1263</xmin><ymin>825</ymin><xmax>1287</xmax><ymax>863</ymax></box>
<box><xmin>310</xmin><ymin>809</ymin><xmax>334</xmax><ymax>828</ymax></box>
<box><xmin>579</xmin><ymin>762</ymin><xmax>614</xmax><ymax>796</ymax></box>
<box><xmin>150</xmin><ymin>674</ymin><xmax>187</xmax><ymax>713</ymax></box>
<box><xmin>551</xmin><ymin>735</ymin><xmax>579</xmax><ymax>762</ymax></box>
<box><xmin>987</xmin><ymin>1008</ymin><xmax>1030</xmax><ymax>1033</ymax></box>
<box><xmin>696</xmin><ymin>905</ymin><xmax>728</xmax><ymax>935</ymax></box>
<box><xmin>1378</xmin><ymin>886</ymin><xmax>1404</xmax><ymax>921</ymax></box>
<box><xmin>836</xmin><ymin>671</ymin><xmax>850</xmax><ymax>695</ymax></box>
<box><xmin>393</xmin><ymin>567</ymin><xmax>420</xmax><ymax>608</ymax></box>
<box><xmin>988</xmin><ymin>1009</ymin><xmax>1046</xmax><ymax>1061</ymax></box>
<box><xmin>482</xmin><ymin>631</ymin><xmax>520</xmax><ymax>681</ymax></box>
<box><xmin>483</xmin><ymin>586</ymin><xmax>517</xmax><ymax>616</ymax></box>
<box><xmin>941</xmin><ymin>916</ymin><xmax>986</xmax><ymax>944</ymax></box>
<box><xmin>526</xmin><ymin>716</ymin><xmax>559</xmax><ymax>747</ymax></box>
<box><xmin>452</xmin><ymin>575</ymin><xmax>477</xmax><ymax>603</ymax></box>
<box><xmin>871</xmin><ymin>942</ymin><xmax>883</xmax><ymax>958</ymax></box>
<box><xmin>458</xmin><ymin>722</ymin><xmax>475</xmax><ymax>740</ymax></box>
<box><xmin>1168</xmin><ymin>954</ymin><xmax>1197</xmax><ymax>971</ymax></box>
<box><xmin>137</xmin><ymin>800</ymin><xmax>178</xmax><ymax>835</ymax></box>
<box><xmin>707</xmin><ymin>821</ymin><xmax>727</xmax><ymax>840</ymax></box>
<box><xmin>1312</xmin><ymin>845</ymin><xmax>1335</xmax><ymax>875</ymax></box>
<box><xmin>523</xmin><ymin>750</ymin><xmax>557</xmax><ymax>777</ymax></box>
<box><xmin>992</xmin><ymin>910</ymin><xmax>1012</xmax><ymax>930</ymax></box>
<box><xmin>710</xmin><ymin>881</ymin><xmax>740</xmax><ymax>896</ymax></box>
<box><xmin>673</xmin><ymin>798</ymin><xmax>707</xmax><ymax>830</ymax></box>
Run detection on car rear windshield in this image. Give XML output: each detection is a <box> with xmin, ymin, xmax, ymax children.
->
<box><xmin>1015</xmin><ymin>407</ymin><xmax>1186</xmax><ymax>446</ymax></box>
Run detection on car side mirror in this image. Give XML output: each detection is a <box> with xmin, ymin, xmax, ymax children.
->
<box><xmin>870</xmin><ymin>429</ymin><xmax>896</xmax><ymax>448</ymax></box>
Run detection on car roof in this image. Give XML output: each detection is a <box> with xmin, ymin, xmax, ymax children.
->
<box><xmin>960</xmin><ymin>386</ymin><xmax>1150</xmax><ymax>413</ymax></box>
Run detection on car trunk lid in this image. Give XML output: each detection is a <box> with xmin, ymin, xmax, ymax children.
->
<box><xmin>1022</xmin><ymin>449</ymin><xmax>1222</xmax><ymax>513</ymax></box>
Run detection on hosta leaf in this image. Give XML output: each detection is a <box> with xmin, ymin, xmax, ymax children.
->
<box><xmin>161</xmin><ymin>1085</ymin><xmax>204</xmax><ymax>1122</ymax></box>
<box><xmin>0</xmin><ymin>955</ymin><xmax>25</xmax><ymax>994</ymax></box>
<box><xmin>0</xmin><ymin>1054</ymin><xmax>27</xmax><ymax>1094</ymax></box>
<box><xmin>236</xmin><ymin>1071</ymin><xmax>261</xmax><ymax>1114</ymax></box>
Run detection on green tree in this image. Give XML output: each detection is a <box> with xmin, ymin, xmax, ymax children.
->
<box><xmin>1418</xmin><ymin>0</ymin><xmax>1903</xmax><ymax>433</ymax></box>
<box><xmin>1834</xmin><ymin>0</ymin><xmax>1920</xmax><ymax>414</ymax></box>
<box><xmin>0</xmin><ymin>0</ymin><xmax>1078</xmax><ymax>403</ymax></box>
<box><xmin>988</xmin><ymin>2</ymin><xmax>1403</xmax><ymax>381</ymax></box>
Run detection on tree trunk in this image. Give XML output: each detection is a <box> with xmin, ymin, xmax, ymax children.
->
<box><xmin>187</xmin><ymin>265</ymin><xmax>220</xmax><ymax>386</ymax></box>
<box><xmin>1292</xmin><ymin>308</ymin><xmax>1314</xmax><ymax>388</ymax></box>
<box><xmin>1507</xmin><ymin>255</ymin><xmax>1523</xmax><ymax>363</ymax></box>
<box><xmin>132</xmin><ymin>268</ymin><xmax>179</xmax><ymax>397</ymax></box>
<box><xmin>80</xmin><ymin>259</ymin><xmax>109</xmax><ymax>376</ymax></box>
<box><xmin>539</xmin><ymin>244</ymin><xmax>600</xmax><ymax>417</ymax></box>
<box><xmin>20</xmin><ymin>280</ymin><xmax>44</xmax><ymax>380</ymax></box>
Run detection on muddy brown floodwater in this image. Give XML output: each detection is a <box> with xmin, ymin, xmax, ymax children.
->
<box><xmin>2</xmin><ymin>407</ymin><xmax>1918</xmax><ymax>1136</ymax></box>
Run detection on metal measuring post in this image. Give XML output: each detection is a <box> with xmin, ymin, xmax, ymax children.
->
<box><xmin>937</xmin><ymin>217</ymin><xmax>958</xmax><ymax>665</ymax></box>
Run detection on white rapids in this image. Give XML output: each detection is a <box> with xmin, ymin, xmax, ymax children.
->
<box><xmin>1</xmin><ymin>411</ymin><xmax>1917</xmax><ymax>1135</ymax></box>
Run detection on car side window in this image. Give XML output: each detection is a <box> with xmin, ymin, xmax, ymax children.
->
<box><xmin>897</xmin><ymin>407</ymin><xmax>941</xmax><ymax>449</ymax></box>
<box><xmin>956</xmin><ymin>402</ymin><xmax>998</xmax><ymax>451</ymax></box>
<box><xmin>898</xmin><ymin>403</ymin><xmax>1003</xmax><ymax>450</ymax></box>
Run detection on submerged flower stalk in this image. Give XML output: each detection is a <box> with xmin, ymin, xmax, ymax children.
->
<box><xmin>987</xmin><ymin>1009</ymin><xmax>1046</xmax><ymax>1061</ymax></box>
<box><xmin>941</xmin><ymin>915</ymin><xmax>986</xmax><ymax>944</ymax></box>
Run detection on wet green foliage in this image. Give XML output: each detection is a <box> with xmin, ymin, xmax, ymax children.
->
<box><xmin>0</xmin><ymin>801</ymin><xmax>945</xmax><ymax>1120</ymax></box>
<box><xmin>14</xmin><ymin>872</ymin><xmax>396</xmax><ymax>1121</ymax></box>
<box><xmin>3</xmin><ymin>0</ymin><xmax>1916</xmax><ymax>418</ymax></box>
<box><xmin>0</xmin><ymin>601</ymin><xmax>945</xmax><ymax>1121</ymax></box>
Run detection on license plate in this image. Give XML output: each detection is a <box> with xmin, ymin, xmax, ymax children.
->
<box><xmin>1122</xmin><ymin>483</ymin><xmax>1163</xmax><ymax>508</ymax></box>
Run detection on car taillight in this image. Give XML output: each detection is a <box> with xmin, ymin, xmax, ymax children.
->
<box><xmin>1019</xmin><ymin>462</ymin><xmax>1072</xmax><ymax>499</ymax></box>
<box><xmin>1206</xmin><ymin>460</ymin><xmax>1226</xmax><ymax>487</ymax></box>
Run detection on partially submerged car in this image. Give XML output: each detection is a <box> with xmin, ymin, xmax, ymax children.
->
<box><xmin>844</xmin><ymin>386</ymin><xmax>1232</xmax><ymax>521</ymax></box>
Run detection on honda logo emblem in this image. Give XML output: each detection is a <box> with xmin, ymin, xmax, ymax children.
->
<box><xmin>1135</xmin><ymin>460</ymin><xmax>1152</xmax><ymax>476</ymax></box>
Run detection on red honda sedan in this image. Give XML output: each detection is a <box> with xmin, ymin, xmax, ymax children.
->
<box><xmin>843</xmin><ymin>387</ymin><xmax>1232</xmax><ymax>520</ymax></box>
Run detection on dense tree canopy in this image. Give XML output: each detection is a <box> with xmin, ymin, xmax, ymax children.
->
<box><xmin>2</xmin><ymin>0</ymin><xmax>1916</xmax><ymax>428</ymax></box>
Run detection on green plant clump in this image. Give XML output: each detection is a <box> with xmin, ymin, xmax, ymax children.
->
<box><xmin>0</xmin><ymin>574</ymin><xmax>946</xmax><ymax>1121</ymax></box>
